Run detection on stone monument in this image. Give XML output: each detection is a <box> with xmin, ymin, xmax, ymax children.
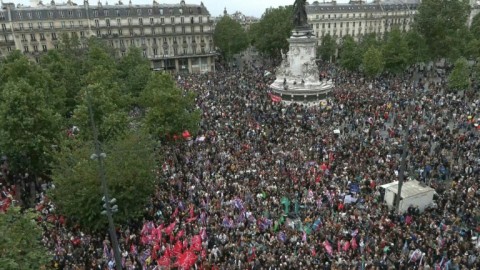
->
<box><xmin>270</xmin><ymin>0</ymin><xmax>333</xmax><ymax>103</ymax></box>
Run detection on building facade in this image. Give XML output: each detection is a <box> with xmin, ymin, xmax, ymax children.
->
<box><xmin>0</xmin><ymin>0</ymin><xmax>215</xmax><ymax>73</ymax></box>
<box><xmin>307</xmin><ymin>0</ymin><xmax>419</xmax><ymax>45</ymax></box>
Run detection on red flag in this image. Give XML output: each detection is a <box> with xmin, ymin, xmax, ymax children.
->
<box><xmin>176</xmin><ymin>230</ymin><xmax>185</xmax><ymax>239</ymax></box>
<box><xmin>172</xmin><ymin>207</ymin><xmax>179</xmax><ymax>219</ymax></box>
<box><xmin>156</xmin><ymin>255</ymin><xmax>171</xmax><ymax>267</ymax></box>
<box><xmin>182</xmin><ymin>130</ymin><xmax>191</xmax><ymax>139</ymax></box>
<box><xmin>189</xmin><ymin>204</ymin><xmax>195</xmax><ymax>218</ymax></box>
<box><xmin>175</xmin><ymin>250</ymin><xmax>197</xmax><ymax>269</ymax></box>
<box><xmin>248</xmin><ymin>247</ymin><xmax>256</xmax><ymax>262</ymax></box>
<box><xmin>190</xmin><ymin>235</ymin><xmax>202</xmax><ymax>251</ymax></box>
<box><xmin>164</xmin><ymin>221</ymin><xmax>176</xmax><ymax>236</ymax></box>
<box><xmin>172</xmin><ymin>241</ymin><xmax>183</xmax><ymax>257</ymax></box>
<box><xmin>269</xmin><ymin>93</ymin><xmax>282</xmax><ymax>103</ymax></box>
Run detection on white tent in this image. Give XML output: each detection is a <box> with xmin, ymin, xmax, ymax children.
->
<box><xmin>380</xmin><ymin>180</ymin><xmax>435</xmax><ymax>213</ymax></box>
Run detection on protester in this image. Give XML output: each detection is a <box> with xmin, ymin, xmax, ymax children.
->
<box><xmin>5</xmin><ymin>60</ymin><xmax>480</xmax><ymax>270</ymax></box>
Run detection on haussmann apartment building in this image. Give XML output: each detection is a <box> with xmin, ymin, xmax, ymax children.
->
<box><xmin>0</xmin><ymin>0</ymin><xmax>216</xmax><ymax>73</ymax></box>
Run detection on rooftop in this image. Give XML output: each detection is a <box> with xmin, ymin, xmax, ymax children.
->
<box><xmin>381</xmin><ymin>180</ymin><xmax>435</xmax><ymax>199</ymax></box>
<box><xmin>307</xmin><ymin>0</ymin><xmax>419</xmax><ymax>13</ymax></box>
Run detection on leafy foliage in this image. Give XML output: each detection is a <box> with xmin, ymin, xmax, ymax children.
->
<box><xmin>317</xmin><ymin>33</ymin><xmax>336</xmax><ymax>62</ymax></box>
<box><xmin>339</xmin><ymin>35</ymin><xmax>361</xmax><ymax>71</ymax></box>
<box><xmin>358</xmin><ymin>33</ymin><xmax>380</xmax><ymax>53</ymax></box>
<box><xmin>0</xmin><ymin>74</ymin><xmax>63</xmax><ymax>178</ymax></box>
<box><xmin>249</xmin><ymin>6</ymin><xmax>294</xmax><ymax>59</ymax></box>
<box><xmin>363</xmin><ymin>46</ymin><xmax>384</xmax><ymax>78</ymax></box>
<box><xmin>213</xmin><ymin>16</ymin><xmax>249</xmax><ymax>60</ymax></box>
<box><xmin>415</xmin><ymin>0</ymin><xmax>471</xmax><ymax>60</ymax></box>
<box><xmin>0</xmin><ymin>51</ymin><xmax>66</xmax><ymax>115</ymax></box>
<box><xmin>0</xmin><ymin>206</ymin><xmax>50</xmax><ymax>270</ymax></box>
<box><xmin>50</xmin><ymin>133</ymin><xmax>156</xmax><ymax>232</ymax></box>
<box><xmin>140</xmin><ymin>73</ymin><xmax>201</xmax><ymax>139</ymax></box>
<box><xmin>73</xmin><ymin>83</ymin><xmax>129</xmax><ymax>143</ymax></box>
<box><xmin>404</xmin><ymin>30</ymin><xmax>430</xmax><ymax>64</ymax></box>
<box><xmin>470</xmin><ymin>12</ymin><xmax>480</xmax><ymax>41</ymax></box>
<box><xmin>382</xmin><ymin>27</ymin><xmax>410</xmax><ymax>74</ymax></box>
<box><xmin>448</xmin><ymin>57</ymin><xmax>471</xmax><ymax>92</ymax></box>
<box><xmin>117</xmin><ymin>47</ymin><xmax>152</xmax><ymax>101</ymax></box>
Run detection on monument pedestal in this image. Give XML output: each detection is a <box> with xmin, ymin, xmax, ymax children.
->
<box><xmin>270</xmin><ymin>28</ymin><xmax>333</xmax><ymax>103</ymax></box>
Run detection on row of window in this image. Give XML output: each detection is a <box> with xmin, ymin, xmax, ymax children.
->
<box><xmin>23</xmin><ymin>44</ymin><xmax>50</xmax><ymax>53</ymax></box>
<box><xmin>312</xmin><ymin>11</ymin><xmax>414</xmax><ymax>20</ymax></box>
<box><xmin>314</xmin><ymin>18</ymin><xmax>410</xmax><ymax>29</ymax></box>
<box><xmin>3</xmin><ymin>16</ymin><xmax>207</xmax><ymax>31</ymax></box>
<box><xmin>317</xmin><ymin>24</ymin><xmax>407</xmax><ymax>38</ymax></box>
<box><xmin>95</xmin><ymin>16</ymin><xmax>205</xmax><ymax>27</ymax></box>
<box><xmin>14</xmin><ymin>7</ymin><xmax>204</xmax><ymax>20</ymax></box>
<box><xmin>91</xmin><ymin>25</ymin><xmax>206</xmax><ymax>37</ymax></box>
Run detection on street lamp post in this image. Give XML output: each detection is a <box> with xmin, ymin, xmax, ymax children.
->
<box><xmin>87</xmin><ymin>96</ymin><xmax>123</xmax><ymax>270</ymax></box>
<box><xmin>395</xmin><ymin>105</ymin><xmax>413</xmax><ymax>213</ymax></box>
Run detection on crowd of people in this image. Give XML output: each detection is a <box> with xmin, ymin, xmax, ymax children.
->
<box><xmin>2</xmin><ymin>58</ymin><xmax>480</xmax><ymax>270</ymax></box>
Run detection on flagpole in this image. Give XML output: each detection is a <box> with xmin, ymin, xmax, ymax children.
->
<box><xmin>87</xmin><ymin>92</ymin><xmax>123</xmax><ymax>270</ymax></box>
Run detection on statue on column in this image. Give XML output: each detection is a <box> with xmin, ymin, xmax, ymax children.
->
<box><xmin>293</xmin><ymin>0</ymin><xmax>308</xmax><ymax>28</ymax></box>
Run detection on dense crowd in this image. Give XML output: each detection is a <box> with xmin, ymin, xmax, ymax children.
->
<box><xmin>1</xmin><ymin>59</ymin><xmax>480</xmax><ymax>270</ymax></box>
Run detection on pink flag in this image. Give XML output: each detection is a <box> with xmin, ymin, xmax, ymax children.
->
<box><xmin>164</xmin><ymin>221</ymin><xmax>176</xmax><ymax>235</ymax></box>
<box><xmin>176</xmin><ymin>230</ymin><xmax>185</xmax><ymax>239</ymax></box>
<box><xmin>351</xmin><ymin>238</ymin><xmax>358</xmax><ymax>250</ymax></box>
<box><xmin>343</xmin><ymin>241</ymin><xmax>350</xmax><ymax>252</ymax></box>
<box><xmin>323</xmin><ymin>240</ymin><xmax>333</xmax><ymax>256</ymax></box>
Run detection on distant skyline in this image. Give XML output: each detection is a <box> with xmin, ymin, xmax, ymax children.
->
<box><xmin>13</xmin><ymin>0</ymin><xmax>356</xmax><ymax>18</ymax></box>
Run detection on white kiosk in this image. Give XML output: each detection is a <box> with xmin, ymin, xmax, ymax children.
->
<box><xmin>380</xmin><ymin>180</ymin><xmax>435</xmax><ymax>213</ymax></box>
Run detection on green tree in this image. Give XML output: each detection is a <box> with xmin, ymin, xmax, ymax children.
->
<box><xmin>358</xmin><ymin>33</ymin><xmax>380</xmax><ymax>52</ymax></box>
<box><xmin>41</xmin><ymin>49</ymin><xmax>85</xmax><ymax>117</ymax></box>
<box><xmin>363</xmin><ymin>46</ymin><xmax>384</xmax><ymax>78</ymax></box>
<box><xmin>415</xmin><ymin>0</ymin><xmax>471</xmax><ymax>60</ymax></box>
<box><xmin>140</xmin><ymin>73</ymin><xmax>201</xmax><ymax>139</ymax></box>
<box><xmin>404</xmin><ymin>30</ymin><xmax>430</xmax><ymax>64</ymax></box>
<box><xmin>249</xmin><ymin>6</ymin><xmax>293</xmax><ymax>59</ymax></box>
<box><xmin>73</xmin><ymin>83</ymin><xmax>129</xmax><ymax>142</ymax></box>
<box><xmin>117</xmin><ymin>47</ymin><xmax>151</xmax><ymax>101</ymax></box>
<box><xmin>0</xmin><ymin>51</ymin><xmax>66</xmax><ymax>115</ymax></box>
<box><xmin>50</xmin><ymin>132</ymin><xmax>156</xmax><ymax>232</ymax></box>
<box><xmin>73</xmin><ymin>40</ymin><xmax>129</xmax><ymax>142</ymax></box>
<box><xmin>214</xmin><ymin>16</ymin><xmax>249</xmax><ymax>60</ymax></box>
<box><xmin>473</xmin><ymin>58</ymin><xmax>480</xmax><ymax>88</ymax></box>
<box><xmin>448</xmin><ymin>57</ymin><xmax>471</xmax><ymax>92</ymax></box>
<box><xmin>0</xmin><ymin>79</ymin><xmax>63</xmax><ymax>182</ymax></box>
<box><xmin>317</xmin><ymin>33</ymin><xmax>336</xmax><ymax>62</ymax></box>
<box><xmin>339</xmin><ymin>35</ymin><xmax>361</xmax><ymax>71</ymax></box>
<box><xmin>382</xmin><ymin>27</ymin><xmax>410</xmax><ymax>74</ymax></box>
<box><xmin>465</xmin><ymin>38</ymin><xmax>480</xmax><ymax>60</ymax></box>
<box><xmin>470</xmin><ymin>12</ymin><xmax>480</xmax><ymax>40</ymax></box>
<box><xmin>0</xmin><ymin>206</ymin><xmax>50</xmax><ymax>269</ymax></box>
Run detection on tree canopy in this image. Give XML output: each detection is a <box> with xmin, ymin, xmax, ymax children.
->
<box><xmin>0</xmin><ymin>207</ymin><xmax>50</xmax><ymax>270</ymax></box>
<box><xmin>363</xmin><ymin>46</ymin><xmax>384</xmax><ymax>78</ymax></box>
<box><xmin>213</xmin><ymin>16</ymin><xmax>249</xmax><ymax>60</ymax></box>
<box><xmin>339</xmin><ymin>35</ymin><xmax>361</xmax><ymax>71</ymax></box>
<box><xmin>382</xmin><ymin>27</ymin><xmax>410</xmax><ymax>74</ymax></box>
<box><xmin>50</xmin><ymin>132</ymin><xmax>156</xmax><ymax>232</ymax></box>
<box><xmin>140</xmin><ymin>73</ymin><xmax>201</xmax><ymax>139</ymax></box>
<box><xmin>0</xmin><ymin>54</ymin><xmax>63</xmax><ymax>179</ymax></box>
<box><xmin>448</xmin><ymin>57</ymin><xmax>471</xmax><ymax>92</ymax></box>
<box><xmin>249</xmin><ymin>6</ymin><xmax>294</xmax><ymax>59</ymax></box>
<box><xmin>415</xmin><ymin>0</ymin><xmax>471</xmax><ymax>60</ymax></box>
<box><xmin>317</xmin><ymin>33</ymin><xmax>336</xmax><ymax>62</ymax></box>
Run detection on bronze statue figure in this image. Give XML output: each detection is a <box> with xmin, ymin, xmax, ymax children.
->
<box><xmin>293</xmin><ymin>0</ymin><xmax>308</xmax><ymax>28</ymax></box>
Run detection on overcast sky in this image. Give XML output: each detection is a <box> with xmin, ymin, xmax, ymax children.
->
<box><xmin>15</xmin><ymin>0</ymin><xmax>316</xmax><ymax>18</ymax></box>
